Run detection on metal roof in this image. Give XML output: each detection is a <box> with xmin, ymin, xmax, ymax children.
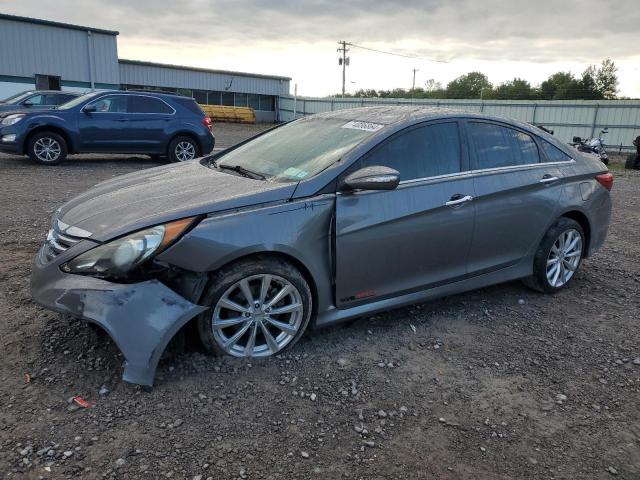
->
<box><xmin>118</xmin><ymin>59</ymin><xmax>291</xmax><ymax>82</ymax></box>
<box><xmin>0</xmin><ymin>13</ymin><xmax>119</xmax><ymax>35</ymax></box>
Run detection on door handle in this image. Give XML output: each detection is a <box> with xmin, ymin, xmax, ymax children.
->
<box><xmin>445</xmin><ymin>194</ymin><xmax>473</xmax><ymax>206</ymax></box>
<box><xmin>539</xmin><ymin>175</ymin><xmax>559</xmax><ymax>184</ymax></box>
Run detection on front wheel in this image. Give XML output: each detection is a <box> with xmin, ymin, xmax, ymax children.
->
<box><xmin>197</xmin><ymin>257</ymin><xmax>312</xmax><ymax>358</ymax></box>
<box><xmin>168</xmin><ymin>136</ymin><xmax>199</xmax><ymax>163</ymax></box>
<box><xmin>523</xmin><ymin>218</ymin><xmax>585</xmax><ymax>293</ymax></box>
<box><xmin>27</xmin><ymin>132</ymin><xmax>68</xmax><ymax>165</ymax></box>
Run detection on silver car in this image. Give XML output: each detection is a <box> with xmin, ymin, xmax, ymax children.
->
<box><xmin>31</xmin><ymin>107</ymin><xmax>613</xmax><ymax>386</ymax></box>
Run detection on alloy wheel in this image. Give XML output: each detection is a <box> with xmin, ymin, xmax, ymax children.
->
<box><xmin>211</xmin><ymin>274</ymin><xmax>305</xmax><ymax>357</ymax></box>
<box><xmin>546</xmin><ymin>228</ymin><xmax>582</xmax><ymax>288</ymax></box>
<box><xmin>34</xmin><ymin>137</ymin><xmax>61</xmax><ymax>163</ymax></box>
<box><xmin>175</xmin><ymin>141</ymin><xmax>196</xmax><ymax>161</ymax></box>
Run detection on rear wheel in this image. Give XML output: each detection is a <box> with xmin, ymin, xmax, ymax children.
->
<box><xmin>168</xmin><ymin>136</ymin><xmax>199</xmax><ymax>163</ymax></box>
<box><xmin>523</xmin><ymin>217</ymin><xmax>585</xmax><ymax>293</ymax></box>
<box><xmin>197</xmin><ymin>257</ymin><xmax>312</xmax><ymax>358</ymax></box>
<box><xmin>27</xmin><ymin>132</ymin><xmax>67</xmax><ymax>165</ymax></box>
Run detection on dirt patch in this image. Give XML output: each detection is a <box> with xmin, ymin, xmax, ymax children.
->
<box><xmin>1</xmin><ymin>128</ymin><xmax>639</xmax><ymax>479</ymax></box>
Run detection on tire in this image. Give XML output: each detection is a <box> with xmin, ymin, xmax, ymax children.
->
<box><xmin>197</xmin><ymin>256</ymin><xmax>313</xmax><ymax>358</ymax></box>
<box><xmin>27</xmin><ymin>131</ymin><xmax>68</xmax><ymax>165</ymax></box>
<box><xmin>167</xmin><ymin>136</ymin><xmax>199</xmax><ymax>163</ymax></box>
<box><xmin>523</xmin><ymin>217</ymin><xmax>585</xmax><ymax>294</ymax></box>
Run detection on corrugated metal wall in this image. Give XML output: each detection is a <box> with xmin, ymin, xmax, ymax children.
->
<box><xmin>279</xmin><ymin>96</ymin><xmax>640</xmax><ymax>150</ymax></box>
<box><xmin>0</xmin><ymin>17</ymin><xmax>119</xmax><ymax>85</ymax></box>
<box><xmin>119</xmin><ymin>61</ymin><xmax>290</xmax><ymax>96</ymax></box>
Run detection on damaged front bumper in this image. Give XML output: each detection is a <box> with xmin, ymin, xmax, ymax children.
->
<box><xmin>31</xmin><ymin>244</ymin><xmax>207</xmax><ymax>387</ymax></box>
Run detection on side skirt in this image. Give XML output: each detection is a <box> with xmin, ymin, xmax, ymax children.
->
<box><xmin>314</xmin><ymin>259</ymin><xmax>531</xmax><ymax>328</ymax></box>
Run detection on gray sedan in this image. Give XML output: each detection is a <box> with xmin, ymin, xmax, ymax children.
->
<box><xmin>31</xmin><ymin>107</ymin><xmax>612</xmax><ymax>386</ymax></box>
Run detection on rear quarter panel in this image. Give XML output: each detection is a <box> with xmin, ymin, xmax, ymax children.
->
<box><xmin>557</xmin><ymin>154</ymin><xmax>611</xmax><ymax>256</ymax></box>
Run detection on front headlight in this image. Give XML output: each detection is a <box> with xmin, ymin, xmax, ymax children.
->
<box><xmin>1</xmin><ymin>114</ymin><xmax>26</xmax><ymax>126</ymax></box>
<box><xmin>61</xmin><ymin>217</ymin><xmax>195</xmax><ymax>277</ymax></box>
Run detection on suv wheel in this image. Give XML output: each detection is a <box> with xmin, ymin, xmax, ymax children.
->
<box><xmin>197</xmin><ymin>257</ymin><xmax>312</xmax><ymax>358</ymax></box>
<box><xmin>28</xmin><ymin>132</ymin><xmax>68</xmax><ymax>165</ymax></box>
<box><xmin>523</xmin><ymin>217</ymin><xmax>585</xmax><ymax>293</ymax></box>
<box><xmin>168</xmin><ymin>136</ymin><xmax>199</xmax><ymax>162</ymax></box>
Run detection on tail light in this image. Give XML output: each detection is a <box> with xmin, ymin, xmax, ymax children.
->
<box><xmin>595</xmin><ymin>172</ymin><xmax>613</xmax><ymax>191</ymax></box>
<box><xmin>203</xmin><ymin>116</ymin><xmax>213</xmax><ymax>132</ymax></box>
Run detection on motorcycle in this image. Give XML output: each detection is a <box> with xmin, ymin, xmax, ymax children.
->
<box><xmin>571</xmin><ymin>128</ymin><xmax>609</xmax><ymax>165</ymax></box>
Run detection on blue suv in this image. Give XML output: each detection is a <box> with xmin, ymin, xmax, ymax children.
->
<box><xmin>0</xmin><ymin>90</ymin><xmax>215</xmax><ymax>165</ymax></box>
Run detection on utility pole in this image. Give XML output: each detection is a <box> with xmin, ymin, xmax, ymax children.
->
<box><xmin>411</xmin><ymin>68</ymin><xmax>418</xmax><ymax>99</ymax></box>
<box><xmin>337</xmin><ymin>41</ymin><xmax>349</xmax><ymax>98</ymax></box>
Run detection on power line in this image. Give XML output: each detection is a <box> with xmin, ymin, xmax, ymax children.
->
<box><xmin>346</xmin><ymin>42</ymin><xmax>448</xmax><ymax>63</ymax></box>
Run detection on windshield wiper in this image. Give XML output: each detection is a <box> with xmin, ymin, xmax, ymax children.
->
<box><xmin>216</xmin><ymin>164</ymin><xmax>267</xmax><ymax>180</ymax></box>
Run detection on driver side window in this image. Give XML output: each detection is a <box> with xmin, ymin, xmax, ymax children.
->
<box><xmin>87</xmin><ymin>96</ymin><xmax>129</xmax><ymax>113</ymax></box>
<box><xmin>360</xmin><ymin>122</ymin><xmax>461</xmax><ymax>181</ymax></box>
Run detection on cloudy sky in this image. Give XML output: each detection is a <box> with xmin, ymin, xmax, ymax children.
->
<box><xmin>2</xmin><ymin>0</ymin><xmax>640</xmax><ymax>97</ymax></box>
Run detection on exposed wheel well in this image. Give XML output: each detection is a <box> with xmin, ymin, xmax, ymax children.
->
<box><xmin>201</xmin><ymin>252</ymin><xmax>319</xmax><ymax>317</ymax></box>
<box><xmin>561</xmin><ymin>211</ymin><xmax>591</xmax><ymax>257</ymax></box>
<box><xmin>174</xmin><ymin>251</ymin><xmax>319</xmax><ymax>351</ymax></box>
<box><xmin>25</xmin><ymin>127</ymin><xmax>73</xmax><ymax>153</ymax></box>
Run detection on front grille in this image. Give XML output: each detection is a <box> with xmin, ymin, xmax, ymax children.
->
<box><xmin>43</xmin><ymin>228</ymin><xmax>82</xmax><ymax>262</ymax></box>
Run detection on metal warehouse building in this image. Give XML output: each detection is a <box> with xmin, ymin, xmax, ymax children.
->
<box><xmin>0</xmin><ymin>13</ymin><xmax>290</xmax><ymax>122</ymax></box>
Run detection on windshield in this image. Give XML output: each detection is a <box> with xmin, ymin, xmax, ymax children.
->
<box><xmin>0</xmin><ymin>91</ymin><xmax>34</xmax><ymax>104</ymax></box>
<box><xmin>215</xmin><ymin>117</ymin><xmax>383</xmax><ymax>182</ymax></box>
<box><xmin>58</xmin><ymin>91</ymin><xmax>101</xmax><ymax>110</ymax></box>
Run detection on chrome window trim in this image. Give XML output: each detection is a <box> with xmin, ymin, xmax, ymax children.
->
<box><xmin>397</xmin><ymin>159</ymin><xmax>576</xmax><ymax>186</ymax></box>
<box><xmin>85</xmin><ymin>93</ymin><xmax>176</xmax><ymax>115</ymax></box>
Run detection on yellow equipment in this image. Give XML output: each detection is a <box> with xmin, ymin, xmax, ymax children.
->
<box><xmin>199</xmin><ymin>105</ymin><xmax>256</xmax><ymax>124</ymax></box>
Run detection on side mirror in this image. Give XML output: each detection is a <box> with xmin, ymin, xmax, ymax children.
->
<box><xmin>22</xmin><ymin>100</ymin><xmax>33</xmax><ymax>107</ymax></box>
<box><xmin>82</xmin><ymin>104</ymin><xmax>97</xmax><ymax>113</ymax></box>
<box><xmin>340</xmin><ymin>166</ymin><xmax>400</xmax><ymax>192</ymax></box>
<box><xmin>601</xmin><ymin>128</ymin><xmax>609</xmax><ymax>134</ymax></box>
<box><xmin>572</xmin><ymin>136</ymin><xmax>582</xmax><ymax>143</ymax></box>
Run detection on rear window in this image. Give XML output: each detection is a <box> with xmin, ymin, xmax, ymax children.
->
<box><xmin>468</xmin><ymin>122</ymin><xmax>540</xmax><ymax>169</ymax></box>
<box><xmin>174</xmin><ymin>97</ymin><xmax>205</xmax><ymax>116</ymax></box>
<box><xmin>129</xmin><ymin>96</ymin><xmax>174</xmax><ymax>114</ymax></box>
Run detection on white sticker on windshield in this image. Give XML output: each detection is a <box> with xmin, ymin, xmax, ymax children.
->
<box><xmin>341</xmin><ymin>120</ymin><xmax>384</xmax><ymax>132</ymax></box>
<box><xmin>283</xmin><ymin>167</ymin><xmax>309</xmax><ymax>179</ymax></box>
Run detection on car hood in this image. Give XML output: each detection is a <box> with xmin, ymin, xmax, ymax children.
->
<box><xmin>0</xmin><ymin>106</ymin><xmax>28</xmax><ymax>117</ymax></box>
<box><xmin>57</xmin><ymin>160</ymin><xmax>298</xmax><ymax>241</ymax></box>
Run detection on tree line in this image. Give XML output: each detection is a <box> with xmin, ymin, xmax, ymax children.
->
<box><xmin>340</xmin><ymin>59</ymin><xmax>620</xmax><ymax>100</ymax></box>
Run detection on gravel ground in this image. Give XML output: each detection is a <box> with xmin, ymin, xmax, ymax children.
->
<box><xmin>0</xmin><ymin>124</ymin><xmax>639</xmax><ymax>479</ymax></box>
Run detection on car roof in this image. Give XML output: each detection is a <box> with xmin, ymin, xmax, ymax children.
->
<box><xmin>29</xmin><ymin>90</ymin><xmax>80</xmax><ymax>95</ymax></box>
<box><xmin>311</xmin><ymin>105</ymin><xmax>537</xmax><ymax>133</ymax></box>
<box><xmin>97</xmin><ymin>90</ymin><xmax>191</xmax><ymax>100</ymax></box>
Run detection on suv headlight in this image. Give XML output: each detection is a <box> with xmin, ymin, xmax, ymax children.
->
<box><xmin>61</xmin><ymin>217</ymin><xmax>195</xmax><ymax>277</ymax></box>
<box><xmin>1</xmin><ymin>114</ymin><xmax>26</xmax><ymax>126</ymax></box>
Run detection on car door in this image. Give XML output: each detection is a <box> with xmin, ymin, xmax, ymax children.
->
<box><xmin>464</xmin><ymin>120</ymin><xmax>564</xmax><ymax>275</ymax></box>
<box><xmin>77</xmin><ymin>94</ymin><xmax>132</xmax><ymax>152</ymax></box>
<box><xmin>335</xmin><ymin>121</ymin><xmax>475</xmax><ymax>308</ymax></box>
<box><xmin>125</xmin><ymin>95</ymin><xmax>175</xmax><ymax>153</ymax></box>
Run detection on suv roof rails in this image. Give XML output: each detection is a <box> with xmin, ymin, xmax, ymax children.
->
<box><xmin>122</xmin><ymin>89</ymin><xmax>191</xmax><ymax>98</ymax></box>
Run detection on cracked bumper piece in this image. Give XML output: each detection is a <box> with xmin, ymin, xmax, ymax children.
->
<box><xmin>31</xmin><ymin>258</ymin><xmax>207</xmax><ymax>386</ymax></box>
